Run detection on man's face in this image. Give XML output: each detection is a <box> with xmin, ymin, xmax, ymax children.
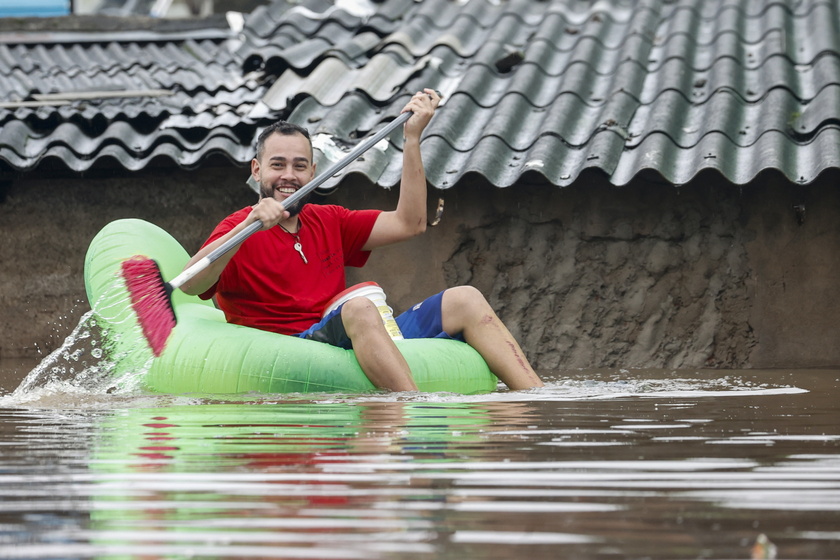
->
<box><xmin>252</xmin><ymin>132</ymin><xmax>316</xmax><ymax>203</ymax></box>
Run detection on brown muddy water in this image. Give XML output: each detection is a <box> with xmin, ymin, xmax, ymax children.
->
<box><xmin>0</xmin><ymin>356</ymin><xmax>838</xmax><ymax>559</ymax></box>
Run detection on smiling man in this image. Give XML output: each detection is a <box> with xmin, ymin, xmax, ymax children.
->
<box><xmin>181</xmin><ymin>89</ymin><xmax>543</xmax><ymax>392</ymax></box>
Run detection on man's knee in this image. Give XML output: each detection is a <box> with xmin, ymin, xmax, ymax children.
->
<box><xmin>442</xmin><ymin>286</ymin><xmax>494</xmax><ymax>331</ymax></box>
<box><xmin>444</xmin><ymin>285</ymin><xmax>489</xmax><ymax>310</ymax></box>
<box><xmin>341</xmin><ymin>297</ymin><xmax>385</xmax><ymax>332</ymax></box>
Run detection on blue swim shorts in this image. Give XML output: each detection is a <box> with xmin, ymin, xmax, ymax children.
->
<box><xmin>296</xmin><ymin>290</ymin><xmax>463</xmax><ymax>349</ymax></box>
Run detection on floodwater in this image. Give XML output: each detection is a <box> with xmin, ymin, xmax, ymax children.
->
<box><xmin>0</xmin><ymin>355</ymin><xmax>837</xmax><ymax>560</ymax></box>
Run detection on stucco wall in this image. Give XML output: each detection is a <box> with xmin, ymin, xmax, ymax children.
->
<box><xmin>2</xmin><ymin>165</ymin><xmax>838</xmax><ymax>372</ymax></box>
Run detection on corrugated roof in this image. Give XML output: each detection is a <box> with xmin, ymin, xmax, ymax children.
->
<box><xmin>0</xmin><ymin>17</ymin><xmax>263</xmax><ymax>172</ymax></box>
<box><xmin>1</xmin><ymin>0</ymin><xmax>839</xmax><ymax>187</ymax></box>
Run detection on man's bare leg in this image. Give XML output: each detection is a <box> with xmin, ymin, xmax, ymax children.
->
<box><xmin>341</xmin><ymin>297</ymin><xmax>418</xmax><ymax>392</ymax></box>
<box><xmin>441</xmin><ymin>286</ymin><xmax>544</xmax><ymax>390</ymax></box>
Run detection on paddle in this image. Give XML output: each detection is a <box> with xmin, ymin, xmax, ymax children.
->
<box><xmin>121</xmin><ymin>111</ymin><xmax>413</xmax><ymax>357</ymax></box>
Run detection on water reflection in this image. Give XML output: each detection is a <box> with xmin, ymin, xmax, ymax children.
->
<box><xmin>0</xmin><ymin>370</ymin><xmax>838</xmax><ymax>559</ymax></box>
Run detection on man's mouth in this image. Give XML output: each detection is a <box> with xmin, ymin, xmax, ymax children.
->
<box><xmin>275</xmin><ymin>184</ymin><xmax>299</xmax><ymax>196</ymax></box>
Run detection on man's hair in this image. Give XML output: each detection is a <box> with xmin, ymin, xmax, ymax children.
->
<box><xmin>255</xmin><ymin>121</ymin><xmax>312</xmax><ymax>161</ymax></box>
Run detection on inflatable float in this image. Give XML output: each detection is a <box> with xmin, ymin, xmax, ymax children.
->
<box><xmin>83</xmin><ymin>219</ymin><xmax>498</xmax><ymax>394</ymax></box>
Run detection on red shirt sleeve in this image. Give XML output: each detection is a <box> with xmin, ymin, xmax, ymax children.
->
<box><xmin>338</xmin><ymin>206</ymin><xmax>380</xmax><ymax>267</ymax></box>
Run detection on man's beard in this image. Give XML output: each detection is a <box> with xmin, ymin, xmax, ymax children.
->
<box><xmin>260</xmin><ymin>181</ymin><xmax>310</xmax><ymax>217</ymax></box>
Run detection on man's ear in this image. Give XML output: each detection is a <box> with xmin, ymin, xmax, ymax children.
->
<box><xmin>251</xmin><ymin>158</ymin><xmax>260</xmax><ymax>182</ymax></box>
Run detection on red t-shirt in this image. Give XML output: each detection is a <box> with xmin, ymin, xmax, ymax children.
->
<box><xmin>199</xmin><ymin>204</ymin><xmax>381</xmax><ymax>335</ymax></box>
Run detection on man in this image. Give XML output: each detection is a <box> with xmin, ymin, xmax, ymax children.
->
<box><xmin>181</xmin><ymin>89</ymin><xmax>543</xmax><ymax>392</ymax></box>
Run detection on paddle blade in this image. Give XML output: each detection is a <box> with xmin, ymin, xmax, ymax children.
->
<box><xmin>120</xmin><ymin>256</ymin><xmax>176</xmax><ymax>357</ymax></box>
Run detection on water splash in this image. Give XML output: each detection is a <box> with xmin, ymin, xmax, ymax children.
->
<box><xmin>8</xmin><ymin>277</ymin><xmax>155</xmax><ymax>406</ymax></box>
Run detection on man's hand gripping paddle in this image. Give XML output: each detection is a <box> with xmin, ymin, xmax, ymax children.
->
<box><xmin>121</xmin><ymin>111</ymin><xmax>413</xmax><ymax>357</ymax></box>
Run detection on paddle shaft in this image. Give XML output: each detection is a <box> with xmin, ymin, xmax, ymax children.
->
<box><xmin>167</xmin><ymin>111</ymin><xmax>413</xmax><ymax>290</ymax></box>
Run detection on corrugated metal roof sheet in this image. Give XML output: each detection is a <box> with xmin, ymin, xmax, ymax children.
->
<box><xmin>0</xmin><ymin>18</ymin><xmax>264</xmax><ymax>172</ymax></box>
<box><xmin>1</xmin><ymin>0</ymin><xmax>839</xmax><ymax>188</ymax></box>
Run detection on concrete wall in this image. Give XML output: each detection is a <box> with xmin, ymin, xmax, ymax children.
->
<box><xmin>2</xmin><ymin>165</ymin><xmax>838</xmax><ymax>371</ymax></box>
<box><xmin>350</xmin><ymin>171</ymin><xmax>840</xmax><ymax>370</ymax></box>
